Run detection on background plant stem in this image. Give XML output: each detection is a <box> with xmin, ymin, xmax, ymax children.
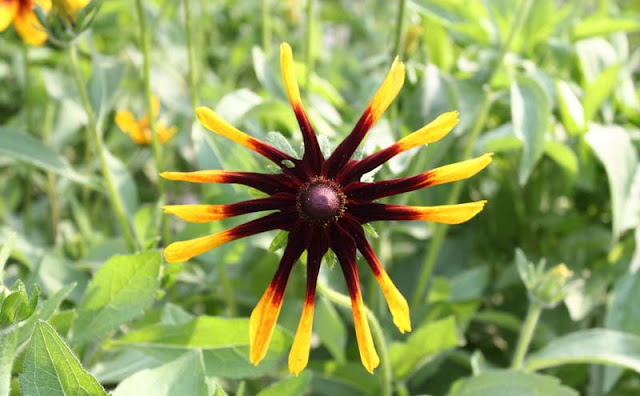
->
<box><xmin>317</xmin><ymin>282</ymin><xmax>392</xmax><ymax>396</ymax></box>
<box><xmin>21</xmin><ymin>44</ymin><xmax>33</xmax><ymax>235</ymax></box>
<box><xmin>261</xmin><ymin>0</ymin><xmax>271</xmax><ymax>55</ymax></box>
<box><xmin>134</xmin><ymin>0</ymin><xmax>169</xmax><ymax>244</ymax></box>
<box><xmin>411</xmin><ymin>0</ymin><xmax>534</xmax><ymax>307</ymax></box>
<box><xmin>304</xmin><ymin>0</ymin><xmax>314</xmax><ymax>102</ymax></box>
<box><xmin>68</xmin><ymin>44</ymin><xmax>137</xmax><ymax>252</ymax></box>
<box><xmin>511</xmin><ymin>301</ymin><xmax>543</xmax><ymax>369</ymax></box>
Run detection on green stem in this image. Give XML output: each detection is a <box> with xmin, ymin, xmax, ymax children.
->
<box><xmin>410</xmin><ymin>0</ymin><xmax>533</xmax><ymax>307</ymax></box>
<box><xmin>511</xmin><ymin>301</ymin><xmax>542</xmax><ymax>369</ymax></box>
<box><xmin>317</xmin><ymin>282</ymin><xmax>392</xmax><ymax>396</ymax></box>
<box><xmin>218</xmin><ymin>261</ymin><xmax>236</xmax><ymax>316</ymax></box>
<box><xmin>68</xmin><ymin>45</ymin><xmax>137</xmax><ymax>252</ymax></box>
<box><xmin>261</xmin><ymin>0</ymin><xmax>271</xmax><ymax>54</ymax></box>
<box><xmin>134</xmin><ymin>0</ymin><xmax>169</xmax><ymax>244</ymax></box>
<box><xmin>184</xmin><ymin>0</ymin><xmax>198</xmax><ymax>110</ymax></box>
<box><xmin>391</xmin><ymin>0</ymin><xmax>407</xmax><ymax>60</ymax></box>
<box><xmin>21</xmin><ymin>44</ymin><xmax>34</xmax><ymax>235</ymax></box>
<box><xmin>42</xmin><ymin>103</ymin><xmax>59</xmax><ymax>241</ymax></box>
<box><xmin>304</xmin><ymin>0</ymin><xmax>314</xmax><ymax>102</ymax></box>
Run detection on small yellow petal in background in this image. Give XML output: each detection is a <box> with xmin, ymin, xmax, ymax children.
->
<box><xmin>0</xmin><ymin>0</ymin><xmax>18</xmax><ymax>32</ymax></box>
<box><xmin>14</xmin><ymin>9</ymin><xmax>47</xmax><ymax>46</ymax></box>
<box><xmin>35</xmin><ymin>0</ymin><xmax>52</xmax><ymax>12</ymax></box>
<box><xmin>150</xmin><ymin>94</ymin><xmax>160</xmax><ymax>119</ymax></box>
<box><xmin>115</xmin><ymin>110</ymin><xmax>138</xmax><ymax>134</ymax></box>
<box><xmin>157</xmin><ymin>123</ymin><xmax>177</xmax><ymax>143</ymax></box>
<box><xmin>62</xmin><ymin>0</ymin><xmax>88</xmax><ymax>16</ymax></box>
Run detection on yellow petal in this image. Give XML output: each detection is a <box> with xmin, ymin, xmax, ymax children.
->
<box><xmin>280</xmin><ymin>42</ymin><xmax>303</xmax><ymax>110</ymax></box>
<box><xmin>164</xmin><ymin>231</ymin><xmax>233</xmax><ymax>262</ymax></box>
<box><xmin>0</xmin><ymin>0</ymin><xmax>18</xmax><ymax>32</ymax></box>
<box><xmin>361</xmin><ymin>57</ymin><xmax>405</xmax><ymax>128</ymax></box>
<box><xmin>397</xmin><ymin>111</ymin><xmax>459</xmax><ymax>151</ymax></box>
<box><xmin>413</xmin><ymin>201</ymin><xmax>487</xmax><ymax>224</ymax></box>
<box><xmin>163</xmin><ymin>204</ymin><xmax>229</xmax><ymax>223</ymax></box>
<box><xmin>160</xmin><ymin>170</ymin><xmax>228</xmax><ymax>183</ymax></box>
<box><xmin>14</xmin><ymin>9</ymin><xmax>47</xmax><ymax>46</ymax></box>
<box><xmin>249</xmin><ymin>282</ymin><xmax>286</xmax><ymax>365</ymax></box>
<box><xmin>157</xmin><ymin>123</ymin><xmax>177</xmax><ymax>143</ymax></box>
<box><xmin>115</xmin><ymin>110</ymin><xmax>138</xmax><ymax>134</ymax></box>
<box><xmin>196</xmin><ymin>106</ymin><xmax>262</xmax><ymax>153</ymax></box>
<box><xmin>62</xmin><ymin>0</ymin><xmax>88</xmax><ymax>17</ymax></box>
<box><xmin>288</xmin><ymin>296</ymin><xmax>315</xmax><ymax>376</ymax></box>
<box><xmin>375</xmin><ymin>270</ymin><xmax>411</xmax><ymax>333</ymax></box>
<box><xmin>35</xmin><ymin>0</ymin><xmax>52</xmax><ymax>12</ymax></box>
<box><xmin>151</xmin><ymin>94</ymin><xmax>160</xmax><ymax>119</ymax></box>
<box><xmin>351</xmin><ymin>290</ymin><xmax>380</xmax><ymax>373</ymax></box>
<box><xmin>425</xmin><ymin>154</ymin><xmax>493</xmax><ymax>187</ymax></box>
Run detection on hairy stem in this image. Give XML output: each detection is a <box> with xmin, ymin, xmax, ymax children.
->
<box><xmin>511</xmin><ymin>301</ymin><xmax>542</xmax><ymax>369</ymax></box>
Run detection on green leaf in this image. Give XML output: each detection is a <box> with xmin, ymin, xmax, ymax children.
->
<box><xmin>269</xmin><ymin>230</ymin><xmax>289</xmax><ymax>252</ymax></box>
<box><xmin>573</xmin><ymin>15</ymin><xmax>640</xmax><ymax>40</ymax></box>
<box><xmin>88</xmin><ymin>54</ymin><xmax>124</xmax><ymax>131</ymax></box>
<box><xmin>71</xmin><ymin>252</ymin><xmax>161</xmax><ymax>344</ymax></box>
<box><xmin>510</xmin><ymin>75</ymin><xmax>551</xmax><ymax>185</ymax></box>
<box><xmin>212</xmin><ymin>385</ymin><xmax>229</xmax><ymax>396</ymax></box>
<box><xmin>390</xmin><ymin>316</ymin><xmax>461</xmax><ymax>378</ymax></box>
<box><xmin>0</xmin><ymin>283</ymin><xmax>40</xmax><ymax>329</ymax></box>
<box><xmin>267</xmin><ymin>132</ymin><xmax>299</xmax><ymax>159</ymax></box>
<box><xmin>583</xmin><ymin>64</ymin><xmax>621</xmax><ymax>123</ymax></box>
<box><xmin>134</xmin><ymin>206</ymin><xmax>160</xmax><ymax>250</ymax></box>
<box><xmin>257</xmin><ymin>371</ymin><xmax>311</xmax><ymax>396</ymax></box>
<box><xmin>543</xmin><ymin>141</ymin><xmax>578</xmax><ymax>178</ymax></box>
<box><xmin>0</xmin><ymin>128</ymin><xmax>90</xmax><ymax>184</ymax></box>
<box><xmin>252</xmin><ymin>46</ymin><xmax>285</xmax><ymax>99</ymax></box>
<box><xmin>103</xmin><ymin>147</ymin><xmax>139</xmax><ymax>221</ymax></box>
<box><xmin>18</xmin><ymin>283</ymin><xmax>77</xmax><ymax>344</ymax></box>
<box><xmin>448</xmin><ymin>370</ymin><xmax>579</xmax><ymax>396</ymax></box>
<box><xmin>0</xmin><ymin>323</ymin><xmax>17</xmax><ymax>396</ymax></box>
<box><xmin>525</xmin><ymin>329</ymin><xmax>640</xmax><ymax>373</ymax></box>
<box><xmin>113</xmin><ymin>351</ymin><xmax>208</xmax><ymax>396</ymax></box>
<box><xmin>20</xmin><ymin>320</ymin><xmax>108</xmax><ymax>396</ymax></box>
<box><xmin>586</xmin><ymin>125</ymin><xmax>640</xmax><ymax>238</ymax></box>
<box><xmin>362</xmin><ymin>223</ymin><xmax>379</xmax><ymax>239</ymax></box>
<box><xmin>602</xmin><ymin>270</ymin><xmax>640</xmax><ymax>392</ymax></box>
<box><xmin>111</xmin><ymin>316</ymin><xmax>292</xmax><ymax>379</ymax></box>
<box><xmin>555</xmin><ymin>80</ymin><xmax>585</xmax><ymax>136</ymax></box>
<box><xmin>315</xmin><ymin>297</ymin><xmax>347</xmax><ymax>362</ymax></box>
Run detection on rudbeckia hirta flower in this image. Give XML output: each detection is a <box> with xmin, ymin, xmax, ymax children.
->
<box><xmin>115</xmin><ymin>95</ymin><xmax>176</xmax><ymax>145</ymax></box>
<box><xmin>162</xmin><ymin>43</ymin><xmax>491</xmax><ymax>375</ymax></box>
<box><xmin>0</xmin><ymin>0</ymin><xmax>51</xmax><ymax>46</ymax></box>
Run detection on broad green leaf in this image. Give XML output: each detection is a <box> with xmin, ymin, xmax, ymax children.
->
<box><xmin>448</xmin><ymin>370</ymin><xmax>579</xmax><ymax>396</ymax></box>
<box><xmin>573</xmin><ymin>15</ymin><xmax>640</xmax><ymax>40</ymax></box>
<box><xmin>252</xmin><ymin>46</ymin><xmax>285</xmax><ymax>100</ymax></box>
<box><xmin>19</xmin><ymin>283</ymin><xmax>77</xmax><ymax>344</ymax></box>
<box><xmin>450</xmin><ymin>265</ymin><xmax>489</xmax><ymax>301</ymax></box>
<box><xmin>20</xmin><ymin>320</ymin><xmax>107</xmax><ymax>396</ymax></box>
<box><xmin>212</xmin><ymin>385</ymin><xmax>228</xmax><ymax>396</ymax></box>
<box><xmin>257</xmin><ymin>371</ymin><xmax>311</xmax><ymax>396</ymax></box>
<box><xmin>555</xmin><ymin>80</ymin><xmax>585</xmax><ymax>135</ymax></box>
<box><xmin>111</xmin><ymin>316</ymin><xmax>292</xmax><ymax>379</ymax></box>
<box><xmin>583</xmin><ymin>64</ymin><xmax>621</xmax><ymax>123</ymax></box>
<box><xmin>315</xmin><ymin>297</ymin><xmax>347</xmax><ymax>363</ymax></box>
<box><xmin>267</xmin><ymin>132</ymin><xmax>299</xmax><ymax>159</ymax></box>
<box><xmin>0</xmin><ymin>128</ymin><xmax>90</xmax><ymax>184</ymax></box>
<box><xmin>103</xmin><ymin>147</ymin><xmax>139</xmax><ymax>221</ymax></box>
<box><xmin>602</xmin><ymin>270</ymin><xmax>640</xmax><ymax>392</ymax></box>
<box><xmin>586</xmin><ymin>126</ymin><xmax>640</xmax><ymax>238</ymax></box>
<box><xmin>134</xmin><ymin>206</ymin><xmax>160</xmax><ymax>250</ymax></box>
<box><xmin>71</xmin><ymin>252</ymin><xmax>161</xmax><ymax>344</ymax></box>
<box><xmin>543</xmin><ymin>141</ymin><xmax>578</xmax><ymax>178</ymax></box>
<box><xmin>88</xmin><ymin>54</ymin><xmax>124</xmax><ymax>131</ymax></box>
<box><xmin>390</xmin><ymin>316</ymin><xmax>461</xmax><ymax>378</ymax></box>
<box><xmin>113</xmin><ymin>351</ymin><xmax>207</xmax><ymax>396</ymax></box>
<box><xmin>0</xmin><ymin>325</ymin><xmax>17</xmax><ymax>396</ymax></box>
<box><xmin>525</xmin><ymin>329</ymin><xmax>640</xmax><ymax>373</ymax></box>
<box><xmin>215</xmin><ymin>88</ymin><xmax>263</xmax><ymax>125</ymax></box>
<box><xmin>511</xmin><ymin>75</ymin><xmax>551</xmax><ymax>185</ymax></box>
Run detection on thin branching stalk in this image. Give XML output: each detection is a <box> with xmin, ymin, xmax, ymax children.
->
<box><xmin>21</xmin><ymin>44</ymin><xmax>34</xmax><ymax>234</ymax></box>
<box><xmin>68</xmin><ymin>44</ymin><xmax>137</xmax><ymax>252</ymax></box>
<box><xmin>134</xmin><ymin>0</ymin><xmax>169</xmax><ymax>243</ymax></box>
<box><xmin>511</xmin><ymin>301</ymin><xmax>543</xmax><ymax>369</ymax></box>
<box><xmin>317</xmin><ymin>282</ymin><xmax>392</xmax><ymax>396</ymax></box>
<box><xmin>42</xmin><ymin>103</ymin><xmax>59</xmax><ymax>241</ymax></box>
<box><xmin>184</xmin><ymin>0</ymin><xmax>198</xmax><ymax>110</ymax></box>
<box><xmin>391</xmin><ymin>0</ymin><xmax>406</xmax><ymax>61</ymax></box>
<box><xmin>411</xmin><ymin>0</ymin><xmax>534</xmax><ymax>307</ymax></box>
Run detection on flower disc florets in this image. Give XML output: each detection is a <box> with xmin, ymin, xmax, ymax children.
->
<box><xmin>297</xmin><ymin>177</ymin><xmax>346</xmax><ymax>225</ymax></box>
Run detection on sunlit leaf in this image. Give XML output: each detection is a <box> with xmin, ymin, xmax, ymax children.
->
<box><xmin>448</xmin><ymin>370</ymin><xmax>579</xmax><ymax>396</ymax></box>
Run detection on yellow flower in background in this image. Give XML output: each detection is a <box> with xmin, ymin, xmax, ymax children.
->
<box><xmin>0</xmin><ymin>0</ymin><xmax>51</xmax><ymax>46</ymax></box>
<box><xmin>53</xmin><ymin>0</ymin><xmax>89</xmax><ymax>23</ymax></box>
<box><xmin>115</xmin><ymin>95</ymin><xmax>177</xmax><ymax>145</ymax></box>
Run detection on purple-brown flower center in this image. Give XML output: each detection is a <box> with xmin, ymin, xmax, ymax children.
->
<box><xmin>297</xmin><ymin>177</ymin><xmax>346</xmax><ymax>225</ymax></box>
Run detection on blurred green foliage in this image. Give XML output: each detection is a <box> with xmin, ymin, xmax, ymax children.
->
<box><xmin>1</xmin><ymin>0</ymin><xmax>640</xmax><ymax>395</ymax></box>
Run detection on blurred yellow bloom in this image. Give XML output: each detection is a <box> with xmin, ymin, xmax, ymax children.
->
<box><xmin>54</xmin><ymin>0</ymin><xmax>89</xmax><ymax>22</ymax></box>
<box><xmin>115</xmin><ymin>95</ymin><xmax>177</xmax><ymax>145</ymax></box>
<box><xmin>0</xmin><ymin>0</ymin><xmax>52</xmax><ymax>46</ymax></box>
